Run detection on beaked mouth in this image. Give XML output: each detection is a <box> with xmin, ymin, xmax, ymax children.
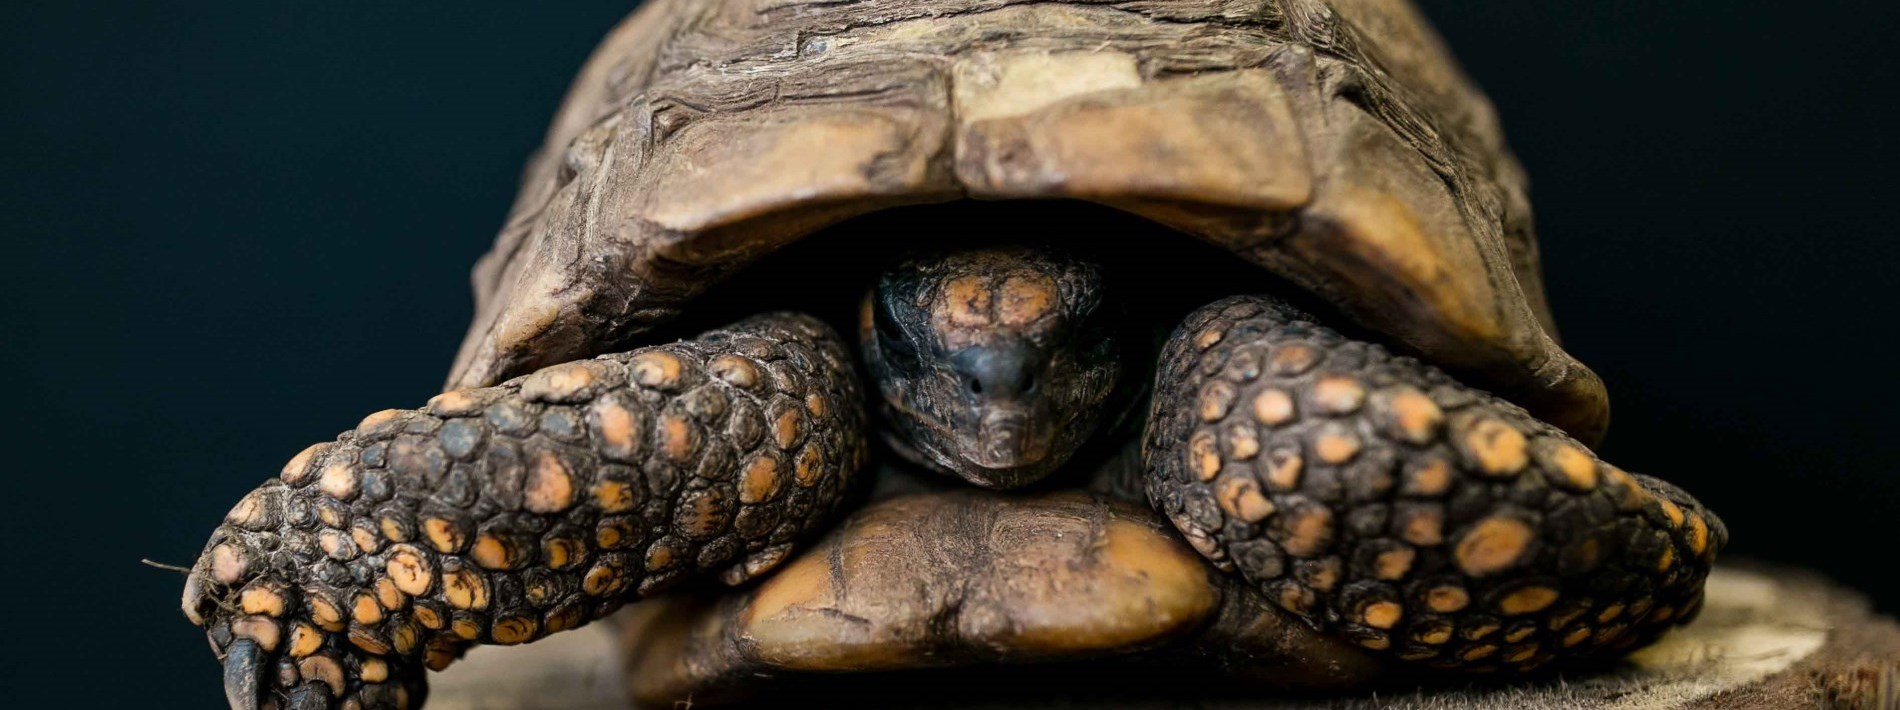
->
<box><xmin>900</xmin><ymin>415</ymin><xmax>1080</xmax><ymax>490</ymax></box>
<box><xmin>969</xmin><ymin>410</ymin><xmax>1047</xmax><ymax>469</ymax></box>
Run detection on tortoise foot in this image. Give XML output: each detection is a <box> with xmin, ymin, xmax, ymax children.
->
<box><xmin>182</xmin><ymin>314</ymin><xmax>867</xmax><ymax>709</ymax></box>
<box><xmin>1145</xmin><ymin>296</ymin><xmax>1727</xmax><ymax>673</ymax></box>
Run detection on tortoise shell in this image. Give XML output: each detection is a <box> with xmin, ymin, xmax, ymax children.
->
<box><xmin>447</xmin><ymin>0</ymin><xmax>1608</xmax><ymax>443</ymax></box>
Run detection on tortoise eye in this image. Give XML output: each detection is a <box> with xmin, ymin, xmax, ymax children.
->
<box><xmin>873</xmin><ymin>298</ymin><xmax>920</xmax><ymax>365</ymax></box>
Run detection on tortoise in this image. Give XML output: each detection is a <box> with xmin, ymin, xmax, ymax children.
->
<box><xmin>179</xmin><ymin>0</ymin><xmax>1729</xmax><ymax>708</ymax></box>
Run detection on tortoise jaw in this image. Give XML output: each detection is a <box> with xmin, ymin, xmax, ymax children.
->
<box><xmin>973</xmin><ymin>408</ymin><xmax>1047</xmax><ymax>469</ymax></box>
<box><xmin>911</xmin><ymin>431</ymin><xmax>1061</xmax><ymax>490</ymax></box>
<box><xmin>883</xmin><ymin>411</ymin><xmax>1067</xmax><ymax>490</ymax></box>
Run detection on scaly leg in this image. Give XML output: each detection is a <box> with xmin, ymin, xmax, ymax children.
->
<box><xmin>1145</xmin><ymin>296</ymin><xmax>1725</xmax><ymax>673</ymax></box>
<box><xmin>182</xmin><ymin>313</ymin><xmax>866</xmax><ymax>709</ymax></box>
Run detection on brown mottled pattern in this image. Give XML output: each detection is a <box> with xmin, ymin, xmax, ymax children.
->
<box><xmin>183</xmin><ymin>314</ymin><xmax>865</xmax><ymax>709</ymax></box>
<box><xmin>446</xmin><ymin>0</ymin><xmax>1612</xmax><ymax>446</ymax></box>
<box><xmin>1144</xmin><ymin>296</ymin><xmax>1725</xmax><ymax>673</ymax></box>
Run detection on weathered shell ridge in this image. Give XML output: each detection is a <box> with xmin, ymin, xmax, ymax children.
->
<box><xmin>448</xmin><ymin>0</ymin><xmax>1610</xmax><ymax>444</ymax></box>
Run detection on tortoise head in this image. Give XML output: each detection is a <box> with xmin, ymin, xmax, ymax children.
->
<box><xmin>863</xmin><ymin>247</ymin><xmax>1120</xmax><ymax>488</ymax></box>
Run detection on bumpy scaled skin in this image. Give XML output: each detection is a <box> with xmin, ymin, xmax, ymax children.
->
<box><xmin>182</xmin><ymin>314</ymin><xmax>865</xmax><ymax>710</ymax></box>
<box><xmin>864</xmin><ymin>247</ymin><xmax>1121</xmax><ymax>488</ymax></box>
<box><xmin>1146</xmin><ymin>297</ymin><xmax>1726</xmax><ymax>673</ymax></box>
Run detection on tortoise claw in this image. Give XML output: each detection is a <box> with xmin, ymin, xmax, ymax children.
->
<box><xmin>221</xmin><ymin>639</ymin><xmax>265</xmax><ymax>710</ymax></box>
<box><xmin>215</xmin><ymin>635</ymin><xmax>425</xmax><ymax>710</ymax></box>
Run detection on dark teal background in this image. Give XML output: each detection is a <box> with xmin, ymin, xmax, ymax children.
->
<box><xmin>4</xmin><ymin>2</ymin><xmax>1896</xmax><ymax>706</ymax></box>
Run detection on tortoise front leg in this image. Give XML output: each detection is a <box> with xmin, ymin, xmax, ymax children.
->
<box><xmin>1144</xmin><ymin>296</ymin><xmax>1726</xmax><ymax>672</ymax></box>
<box><xmin>182</xmin><ymin>313</ymin><xmax>866</xmax><ymax>710</ymax></box>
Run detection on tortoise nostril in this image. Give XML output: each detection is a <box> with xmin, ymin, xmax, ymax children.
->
<box><xmin>954</xmin><ymin>341</ymin><xmax>1040</xmax><ymax>399</ymax></box>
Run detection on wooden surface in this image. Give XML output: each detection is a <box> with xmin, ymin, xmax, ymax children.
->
<box><xmin>431</xmin><ymin>564</ymin><xmax>1899</xmax><ymax>709</ymax></box>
